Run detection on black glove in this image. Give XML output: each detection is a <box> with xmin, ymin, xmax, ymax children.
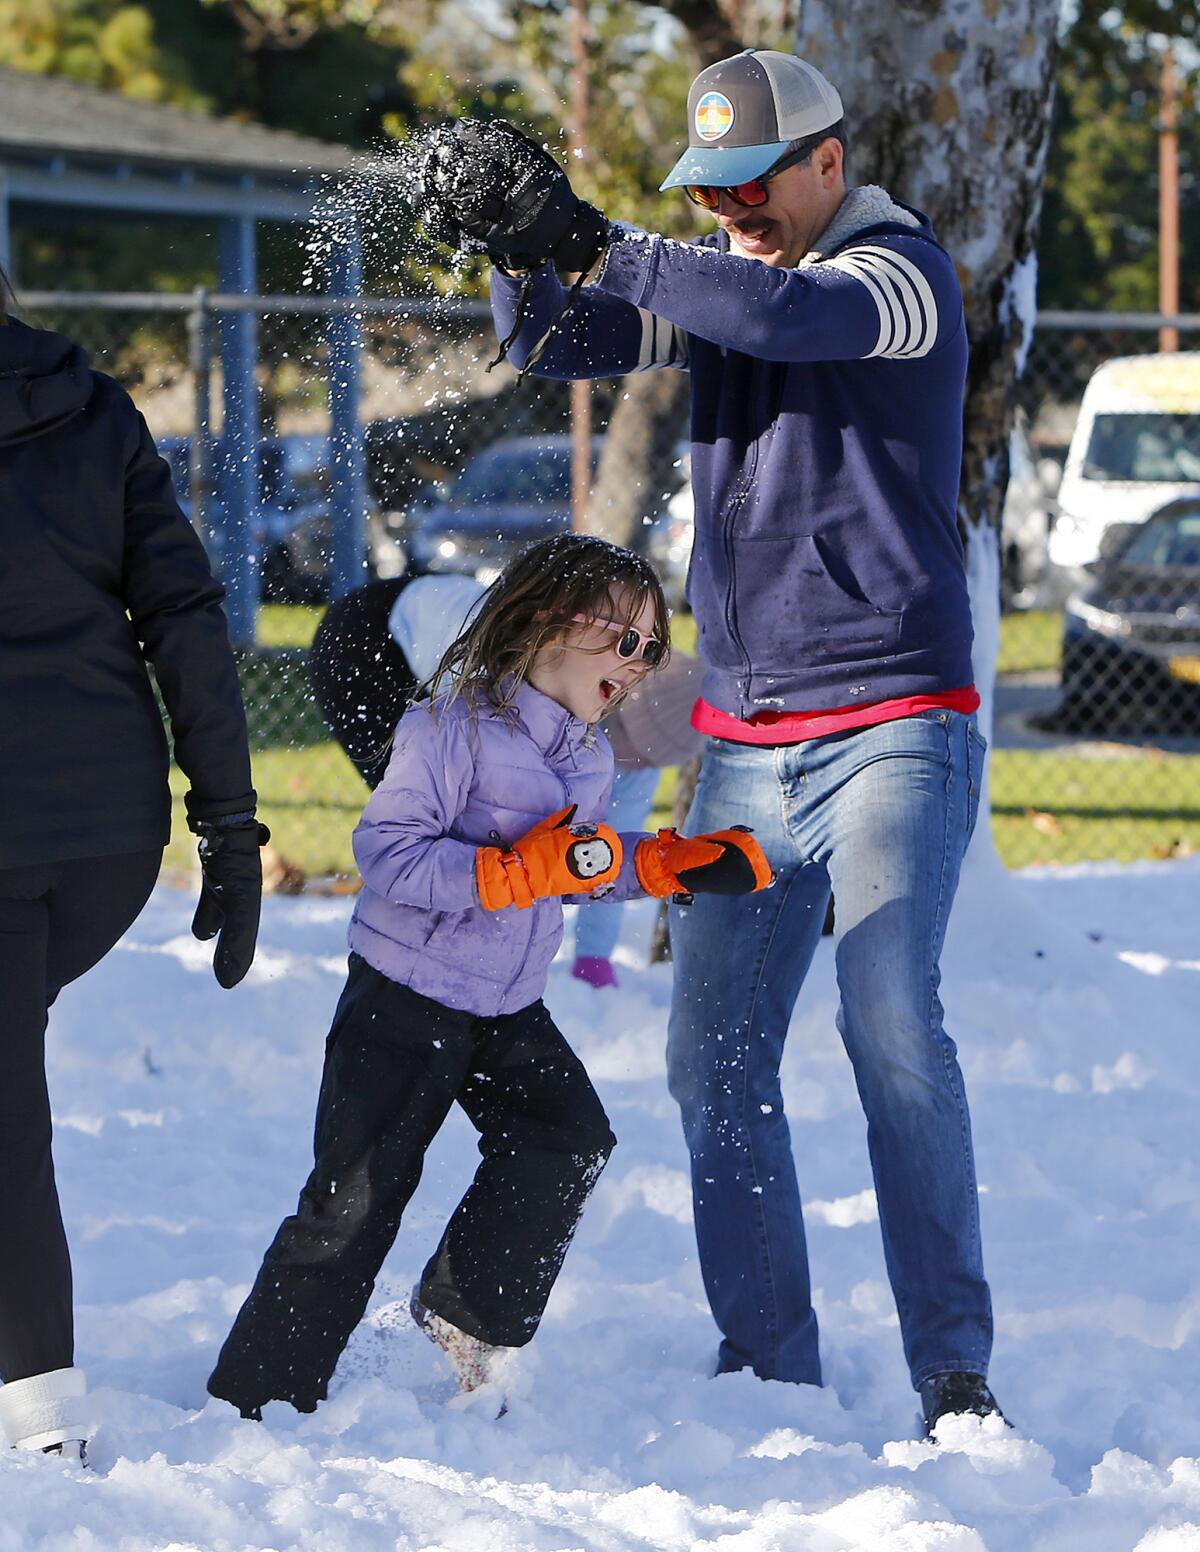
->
<box><xmin>413</xmin><ymin>119</ymin><xmax>610</xmax><ymax>273</ymax></box>
<box><xmin>188</xmin><ymin>810</ymin><xmax>270</xmax><ymax>989</ymax></box>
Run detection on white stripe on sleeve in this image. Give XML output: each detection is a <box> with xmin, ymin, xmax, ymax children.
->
<box><xmin>823</xmin><ymin>244</ymin><xmax>940</xmax><ymax>359</ymax></box>
<box><xmin>634</xmin><ymin>308</ymin><xmax>690</xmax><ymax>372</ymax></box>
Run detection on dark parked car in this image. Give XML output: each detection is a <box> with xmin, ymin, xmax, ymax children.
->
<box><xmin>158</xmin><ymin>435</ymin><xmax>400</xmax><ymax>603</ymax></box>
<box><xmin>406</xmin><ymin>434</ymin><xmax>600</xmax><ymax>584</ymax></box>
<box><xmin>1055</xmin><ymin>496</ymin><xmax>1200</xmax><ymax>733</ymax></box>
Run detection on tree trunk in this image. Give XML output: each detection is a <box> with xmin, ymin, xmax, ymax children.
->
<box><xmin>586</xmin><ymin>369</ymin><xmax>689</xmax><ymax>547</ymax></box>
<box><xmin>798</xmin><ymin>2</ymin><xmax>1058</xmax><ymax>539</ymax></box>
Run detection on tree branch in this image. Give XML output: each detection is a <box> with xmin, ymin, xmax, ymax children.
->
<box><xmin>651</xmin><ymin>0</ymin><xmax>743</xmax><ymax>65</ymax></box>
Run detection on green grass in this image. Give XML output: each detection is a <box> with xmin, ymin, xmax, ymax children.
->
<box><xmin>257</xmin><ymin>603</ymin><xmax>324</xmax><ymax>649</ymax></box>
<box><xmin>991</xmin><ymin>746</ymin><xmax>1200</xmax><ymax>866</ymax></box>
<box><xmin>159</xmin><ymin>604</ymin><xmax>1197</xmax><ymax>883</ymax></box>
<box><xmin>166</xmin><ymin>743</ymin><xmax>367</xmax><ymax>878</ymax></box>
<box><xmin>991</xmin><ymin>611</ymin><xmax>1198</xmax><ymax>865</ymax></box>
<box><xmin>996</xmin><ymin>609</ymin><xmax>1062</xmax><ymax>675</ymax></box>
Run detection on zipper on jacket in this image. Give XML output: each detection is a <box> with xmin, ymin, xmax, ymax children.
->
<box><xmin>721</xmin><ymin>360</ymin><xmax>777</xmax><ymax>708</ymax></box>
<box><xmin>722</xmin><ymin>482</ymin><xmax>752</xmax><ymax>699</ymax></box>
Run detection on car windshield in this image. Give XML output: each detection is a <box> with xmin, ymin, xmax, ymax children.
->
<box><xmin>1121</xmin><ymin>509</ymin><xmax>1200</xmax><ymax>568</ymax></box>
<box><xmin>1082</xmin><ymin>414</ymin><xmax>1200</xmax><ymax>482</ymax></box>
<box><xmin>453</xmin><ymin>447</ymin><xmax>573</xmax><ymax>507</ymax></box>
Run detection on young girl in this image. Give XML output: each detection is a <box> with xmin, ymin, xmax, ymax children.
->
<box><xmin>207</xmin><ymin>534</ymin><xmax>770</xmax><ymax>1416</ymax></box>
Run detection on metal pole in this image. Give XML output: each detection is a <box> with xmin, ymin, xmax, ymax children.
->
<box><xmin>1159</xmin><ymin>46</ymin><xmax>1180</xmax><ymax>354</ymax></box>
<box><xmin>569</xmin><ymin>0</ymin><xmax>592</xmax><ymax>533</ymax></box>
<box><xmin>0</xmin><ymin>169</ymin><xmax>12</xmax><ymax>275</ymax></box>
<box><xmin>187</xmin><ymin>286</ymin><xmax>213</xmax><ymax>554</ymax></box>
<box><xmin>326</xmin><ymin>215</ymin><xmax>366</xmax><ymax>598</ymax></box>
<box><xmin>217</xmin><ymin>215</ymin><xmax>260</xmax><ymax>648</ymax></box>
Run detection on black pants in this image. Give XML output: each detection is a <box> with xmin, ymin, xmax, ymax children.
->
<box><xmin>0</xmin><ymin>849</ymin><xmax>162</xmax><ymax>1383</ymax></box>
<box><xmin>208</xmin><ymin>957</ymin><xmax>615</xmax><ymax>1414</ymax></box>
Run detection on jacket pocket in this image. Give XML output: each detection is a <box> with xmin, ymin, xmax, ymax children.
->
<box><xmin>733</xmin><ymin>534</ymin><xmax>903</xmax><ymax>671</ymax></box>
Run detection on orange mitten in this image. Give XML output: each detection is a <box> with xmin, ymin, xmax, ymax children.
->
<box><xmin>476</xmin><ymin>805</ymin><xmax>622</xmax><ymax>911</ymax></box>
<box><xmin>635</xmin><ymin>825</ymin><xmax>773</xmax><ymax>903</ymax></box>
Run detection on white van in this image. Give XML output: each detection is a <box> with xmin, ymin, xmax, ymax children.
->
<box><xmin>1049</xmin><ymin>353</ymin><xmax>1200</xmax><ymax>586</ymax></box>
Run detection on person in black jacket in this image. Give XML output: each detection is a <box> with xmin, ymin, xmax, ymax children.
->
<box><xmin>0</xmin><ymin>265</ymin><xmax>266</xmax><ymax>1462</ymax></box>
<box><xmin>306</xmin><ymin>569</ymin><xmax>488</xmax><ymax>787</ymax></box>
<box><xmin>307</xmin><ymin>574</ymin><xmax>423</xmax><ymax>788</ymax></box>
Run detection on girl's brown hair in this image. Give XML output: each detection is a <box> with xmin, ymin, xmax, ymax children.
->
<box><xmin>427</xmin><ymin>532</ymin><xmax>670</xmax><ymax>716</ymax></box>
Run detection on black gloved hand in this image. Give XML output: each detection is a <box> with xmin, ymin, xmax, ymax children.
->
<box><xmin>189</xmin><ymin>815</ymin><xmax>270</xmax><ymax>989</ymax></box>
<box><xmin>413</xmin><ymin>119</ymin><xmax>610</xmax><ymax>273</ymax></box>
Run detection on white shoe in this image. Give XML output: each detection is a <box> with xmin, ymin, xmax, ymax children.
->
<box><xmin>410</xmin><ymin>1291</ymin><xmax>506</xmax><ymax>1394</ymax></box>
<box><xmin>0</xmin><ymin>1367</ymin><xmax>88</xmax><ymax>1458</ymax></box>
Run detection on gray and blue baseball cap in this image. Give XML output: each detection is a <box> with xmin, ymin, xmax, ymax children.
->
<box><xmin>660</xmin><ymin>50</ymin><xmax>843</xmax><ymax>192</ymax></box>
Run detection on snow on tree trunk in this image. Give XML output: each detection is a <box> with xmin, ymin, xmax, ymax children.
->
<box><xmin>798</xmin><ymin>1</ymin><xmax>1058</xmax><ymax>870</ymax></box>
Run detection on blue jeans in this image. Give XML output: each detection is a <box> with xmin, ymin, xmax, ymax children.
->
<box><xmin>666</xmin><ymin>710</ymin><xmax>992</xmax><ymax>1390</ymax></box>
<box><xmin>574</xmin><ymin>765</ymin><xmax>661</xmax><ymax>962</ymax></box>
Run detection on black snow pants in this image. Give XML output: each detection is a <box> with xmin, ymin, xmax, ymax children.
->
<box><xmin>207</xmin><ymin>955</ymin><xmax>615</xmax><ymax>1415</ymax></box>
<box><xmin>0</xmin><ymin>849</ymin><xmax>162</xmax><ymax>1383</ymax></box>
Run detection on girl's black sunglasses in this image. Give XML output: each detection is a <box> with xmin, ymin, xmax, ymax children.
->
<box><xmin>576</xmin><ymin>615</ymin><xmax>666</xmax><ymax>667</ymax></box>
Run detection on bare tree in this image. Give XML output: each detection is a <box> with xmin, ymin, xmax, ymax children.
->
<box><xmin>650</xmin><ymin>0</ymin><xmax>743</xmax><ymax>68</ymax></box>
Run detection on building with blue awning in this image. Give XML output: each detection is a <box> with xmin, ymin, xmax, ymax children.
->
<box><xmin>0</xmin><ymin>63</ymin><xmax>367</xmax><ymax>642</ymax></box>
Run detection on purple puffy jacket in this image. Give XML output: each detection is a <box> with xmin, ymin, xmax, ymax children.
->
<box><xmin>348</xmin><ymin>681</ymin><xmax>647</xmax><ymax>1015</ymax></box>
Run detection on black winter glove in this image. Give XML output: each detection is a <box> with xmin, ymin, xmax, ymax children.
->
<box><xmin>189</xmin><ymin>813</ymin><xmax>270</xmax><ymax>989</ymax></box>
<box><xmin>413</xmin><ymin>119</ymin><xmax>610</xmax><ymax>274</ymax></box>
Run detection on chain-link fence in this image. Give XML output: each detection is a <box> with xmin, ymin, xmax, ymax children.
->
<box><xmin>18</xmin><ymin>290</ymin><xmax>1200</xmax><ymax>878</ymax></box>
<box><xmin>1001</xmin><ymin>316</ymin><xmax>1200</xmax><ymax>867</ymax></box>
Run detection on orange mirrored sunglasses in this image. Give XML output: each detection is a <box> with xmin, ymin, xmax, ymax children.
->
<box><xmin>684</xmin><ymin>141</ymin><xmax>815</xmax><ymax>211</ymax></box>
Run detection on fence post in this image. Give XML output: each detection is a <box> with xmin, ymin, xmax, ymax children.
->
<box><xmin>326</xmin><ymin>215</ymin><xmax>366</xmax><ymax>599</ymax></box>
<box><xmin>217</xmin><ymin>216</ymin><xmax>259</xmax><ymax>647</ymax></box>
<box><xmin>0</xmin><ymin>169</ymin><xmax>11</xmax><ymax>273</ymax></box>
<box><xmin>186</xmin><ymin>286</ymin><xmax>214</xmax><ymax>552</ymax></box>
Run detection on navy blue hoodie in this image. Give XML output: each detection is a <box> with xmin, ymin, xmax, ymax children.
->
<box><xmin>490</xmin><ymin>188</ymin><xmax>973</xmax><ymax>719</ymax></box>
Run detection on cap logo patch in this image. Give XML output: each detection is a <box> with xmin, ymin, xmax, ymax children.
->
<box><xmin>695</xmin><ymin>91</ymin><xmax>735</xmax><ymax>142</ymax></box>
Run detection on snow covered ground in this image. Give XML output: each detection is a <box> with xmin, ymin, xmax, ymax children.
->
<box><xmin>4</xmin><ymin>854</ymin><xmax>1200</xmax><ymax>1551</ymax></box>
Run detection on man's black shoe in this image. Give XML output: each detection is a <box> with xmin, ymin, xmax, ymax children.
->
<box><xmin>919</xmin><ymin>1371</ymin><xmax>1007</xmax><ymax>1438</ymax></box>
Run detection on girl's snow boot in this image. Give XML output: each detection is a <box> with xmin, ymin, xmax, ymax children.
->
<box><xmin>410</xmin><ymin>1289</ymin><xmax>508</xmax><ymax>1396</ymax></box>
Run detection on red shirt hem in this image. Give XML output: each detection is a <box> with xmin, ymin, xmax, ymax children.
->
<box><xmin>692</xmin><ymin>687</ymin><xmax>981</xmax><ymax>746</ymax></box>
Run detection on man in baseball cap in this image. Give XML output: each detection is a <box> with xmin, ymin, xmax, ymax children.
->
<box><xmin>418</xmin><ymin>48</ymin><xmax>1003</xmax><ymax>1444</ymax></box>
<box><xmin>659</xmin><ymin>49</ymin><xmax>849</xmax><ymax>272</ymax></box>
<box><xmin>660</xmin><ymin>49</ymin><xmax>844</xmax><ymax>194</ymax></box>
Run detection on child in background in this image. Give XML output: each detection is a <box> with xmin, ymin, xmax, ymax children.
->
<box><xmin>207</xmin><ymin>534</ymin><xmax>771</xmax><ymax>1415</ymax></box>
<box><xmin>572</xmin><ymin>650</ymin><xmax>705</xmax><ymax>989</ymax></box>
<box><xmin>307</xmin><ymin>570</ymin><xmax>487</xmax><ymax>788</ymax></box>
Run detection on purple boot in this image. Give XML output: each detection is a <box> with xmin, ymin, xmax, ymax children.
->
<box><xmin>571</xmin><ymin>955</ymin><xmax>619</xmax><ymax>990</ymax></box>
